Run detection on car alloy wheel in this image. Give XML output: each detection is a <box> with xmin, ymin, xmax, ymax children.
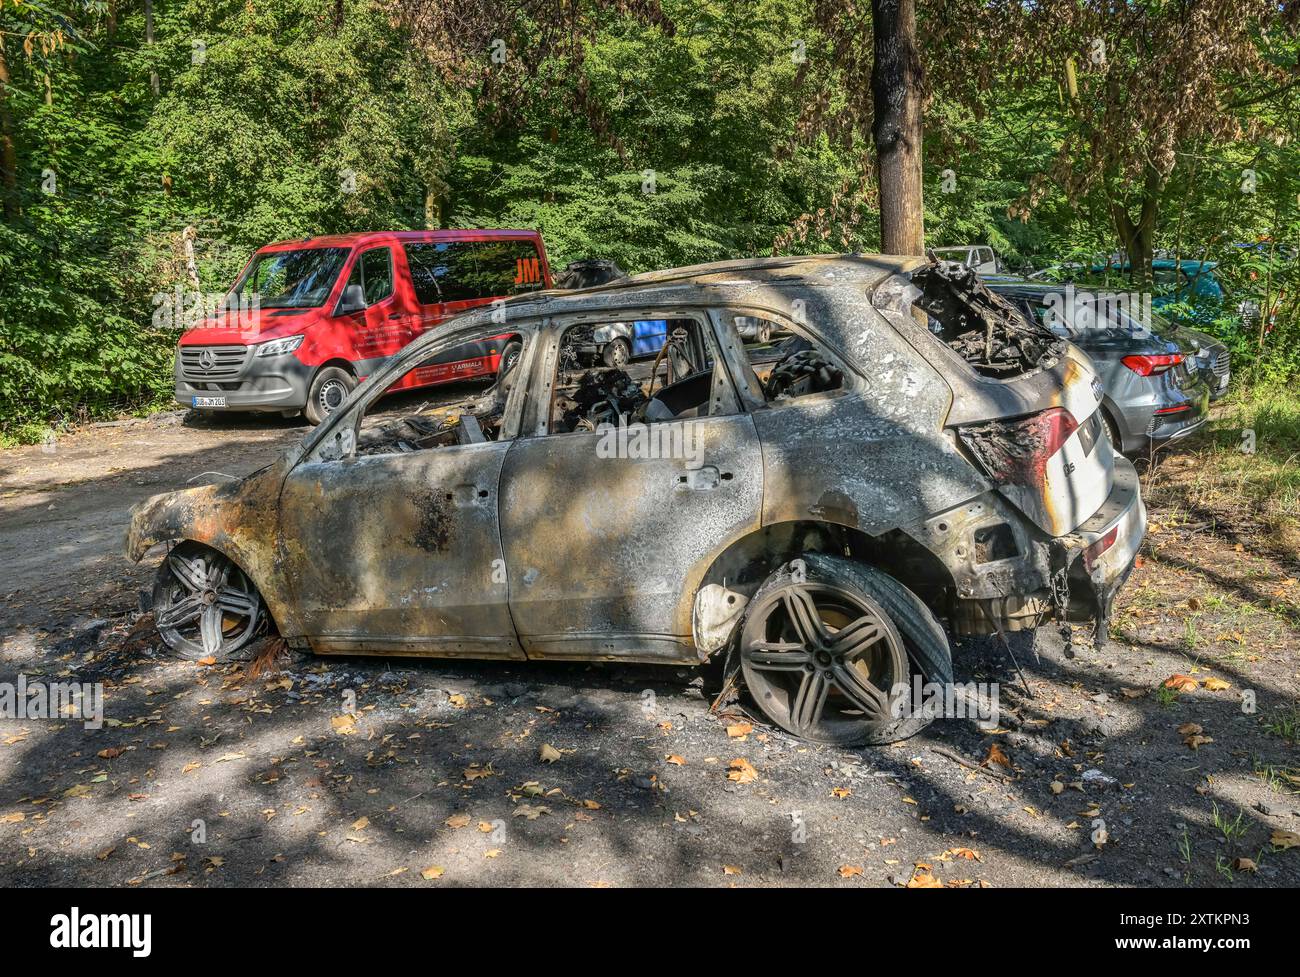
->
<box><xmin>153</xmin><ymin>543</ymin><xmax>262</xmax><ymax>660</ymax></box>
<box><xmin>603</xmin><ymin>338</ymin><xmax>630</xmax><ymax>368</ymax></box>
<box><xmin>740</xmin><ymin>580</ymin><xmax>907</xmax><ymax>744</ymax></box>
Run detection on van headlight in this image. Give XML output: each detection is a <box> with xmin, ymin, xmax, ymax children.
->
<box><xmin>256</xmin><ymin>335</ymin><xmax>305</xmax><ymax>357</ymax></box>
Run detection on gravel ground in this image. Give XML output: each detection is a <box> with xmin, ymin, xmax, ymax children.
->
<box><xmin>1</xmin><ymin>402</ymin><xmax>1297</xmax><ymax>887</ymax></box>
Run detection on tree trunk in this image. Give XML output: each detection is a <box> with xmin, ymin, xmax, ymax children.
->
<box><xmin>424</xmin><ymin>188</ymin><xmax>440</xmax><ymax>230</ymax></box>
<box><xmin>1110</xmin><ymin>168</ymin><xmax>1162</xmax><ymax>287</ymax></box>
<box><xmin>0</xmin><ymin>38</ymin><xmax>18</xmax><ymax>223</ymax></box>
<box><xmin>871</xmin><ymin>0</ymin><xmax>925</xmax><ymax>255</ymax></box>
<box><xmin>146</xmin><ymin>0</ymin><xmax>159</xmax><ymax>96</ymax></box>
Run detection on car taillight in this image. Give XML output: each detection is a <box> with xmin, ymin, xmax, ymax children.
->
<box><xmin>957</xmin><ymin>407</ymin><xmax>1079</xmax><ymax>487</ymax></box>
<box><xmin>1122</xmin><ymin>353</ymin><xmax>1183</xmax><ymax>376</ymax></box>
<box><xmin>1082</xmin><ymin>526</ymin><xmax>1119</xmax><ymax>571</ymax></box>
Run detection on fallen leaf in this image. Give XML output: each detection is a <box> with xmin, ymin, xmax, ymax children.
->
<box><xmin>1202</xmin><ymin>677</ymin><xmax>1231</xmax><ymax>691</ymax></box>
<box><xmin>1183</xmin><ymin>734</ymin><xmax>1214</xmax><ymax>750</ymax></box>
<box><xmin>722</xmin><ymin>864</ymin><xmax>743</xmax><ymax>875</ymax></box>
<box><xmin>727</xmin><ymin>758</ymin><xmax>758</xmax><ymax>783</ymax></box>
<box><xmin>0</xmin><ymin>812</ymin><xmax>24</xmax><ymax>824</ymax></box>
<box><xmin>1177</xmin><ymin>723</ymin><xmax>1204</xmax><ymax>736</ymax></box>
<box><xmin>666</xmin><ymin>755</ymin><xmax>686</xmax><ymax>766</ymax></box>
<box><xmin>538</xmin><ymin>743</ymin><xmax>562</xmax><ymax>764</ymax></box>
<box><xmin>1050</xmin><ymin>781</ymin><xmax>1065</xmax><ymax>795</ymax></box>
<box><xmin>726</xmin><ymin>722</ymin><xmax>753</xmax><ymax>739</ymax></box>
<box><xmin>512</xmin><ymin>804</ymin><xmax>550</xmax><ymax>820</ymax></box>
<box><xmin>330</xmin><ymin>714</ymin><xmax>357</xmax><ymax>734</ymax></box>
<box><xmin>906</xmin><ymin>870</ymin><xmax>943</xmax><ymax>889</ymax></box>
<box><xmin>1163</xmin><ymin>674</ymin><xmax>1198</xmax><ymax>691</ymax></box>
<box><xmin>838</xmin><ymin>865</ymin><xmax>863</xmax><ymax>878</ymax></box>
<box><xmin>984</xmin><ymin>743</ymin><xmax>1012</xmax><ymax>769</ymax></box>
<box><xmin>463</xmin><ymin>764</ymin><xmax>496</xmax><ymax>781</ymax></box>
<box><xmin>444</xmin><ymin>814</ymin><xmax>470</xmax><ymax>829</ymax></box>
<box><xmin>63</xmin><ymin>784</ymin><xmax>92</xmax><ymax>798</ymax></box>
<box><xmin>420</xmin><ymin>865</ymin><xmax>445</xmax><ymax>880</ymax></box>
<box><xmin>483</xmin><ymin>849</ymin><xmax>503</xmax><ymax>858</ymax></box>
<box><xmin>97</xmin><ymin>747</ymin><xmax>124</xmax><ymax>759</ymax></box>
<box><xmin>831</xmin><ymin>787</ymin><xmax>852</xmax><ymax>799</ymax></box>
<box><xmin>448</xmin><ymin>694</ymin><xmax>468</xmax><ymax>709</ymax></box>
<box><xmin>351</xmin><ymin>816</ymin><xmax>370</xmax><ymax>831</ymax></box>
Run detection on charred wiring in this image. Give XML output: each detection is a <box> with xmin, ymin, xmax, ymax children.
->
<box><xmin>911</xmin><ymin>260</ymin><xmax>1062</xmax><ymax>377</ymax></box>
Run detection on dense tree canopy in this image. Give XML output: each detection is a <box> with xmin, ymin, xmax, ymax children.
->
<box><xmin>1</xmin><ymin>0</ymin><xmax>1298</xmax><ymax>437</ymax></box>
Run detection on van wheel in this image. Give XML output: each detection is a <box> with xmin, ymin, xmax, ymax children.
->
<box><xmin>304</xmin><ymin>367</ymin><xmax>356</xmax><ymax>425</ymax></box>
<box><xmin>602</xmin><ymin>338</ymin><xmax>631</xmax><ymax>368</ymax></box>
<box><xmin>737</xmin><ymin>554</ymin><xmax>953</xmax><ymax>746</ymax></box>
<box><xmin>152</xmin><ymin>542</ymin><xmax>263</xmax><ymax>661</ymax></box>
<box><xmin>498</xmin><ymin>340</ymin><xmax>523</xmax><ymax>377</ymax></box>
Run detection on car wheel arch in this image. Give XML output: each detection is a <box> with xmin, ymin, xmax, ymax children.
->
<box><xmin>690</xmin><ymin>519</ymin><xmax>956</xmax><ymax>656</ymax></box>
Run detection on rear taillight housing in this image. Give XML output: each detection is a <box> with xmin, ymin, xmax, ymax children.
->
<box><xmin>1082</xmin><ymin>526</ymin><xmax>1119</xmax><ymax>571</ymax></box>
<box><xmin>1122</xmin><ymin>353</ymin><xmax>1183</xmax><ymax>376</ymax></box>
<box><xmin>957</xmin><ymin>407</ymin><xmax>1079</xmax><ymax>487</ymax></box>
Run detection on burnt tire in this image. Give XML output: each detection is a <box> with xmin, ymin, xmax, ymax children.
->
<box><xmin>737</xmin><ymin>553</ymin><xmax>952</xmax><ymax>746</ymax></box>
<box><xmin>304</xmin><ymin>366</ymin><xmax>356</xmax><ymax>426</ymax></box>
<box><xmin>602</xmin><ymin>338</ymin><xmax>631</xmax><ymax>368</ymax></box>
<box><xmin>152</xmin><ymin>542</ymin><xmax>264</xmax><ymax>662</ymax></box>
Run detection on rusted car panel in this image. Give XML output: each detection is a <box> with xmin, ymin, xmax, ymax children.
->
<box><xmin>125</xmin><ymin>254</ymin><xmax>1145</xmax><ymax>678</ymax></box>
<box><xmin>499</xmin><ymin>412</ymin><xmax>764</xmax><ymax>663</ymax></box>
<box><xmin>125</xmin><ymin>459</ymin><xmax>304</xmax><ymax>638</ymax></box>
<box><xmin>278</xmin><ymin>440</ymin><xmax>522</xmax><ymax>659</ymax></box>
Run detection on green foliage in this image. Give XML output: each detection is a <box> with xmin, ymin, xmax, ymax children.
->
<box><xmin>2</xmin><ymin>0</ymin><xmax>1299</xmax><ymax>434</ymax></box>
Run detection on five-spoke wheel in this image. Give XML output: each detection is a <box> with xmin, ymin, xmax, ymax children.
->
<box><xmin>152</xmin><ymin>543</ymin><xmax>263</xmax><ymax>660</ymax></box>
<box><xmin>738</xmin><ymin>555</ymin><xmax>952</xmax><ymax>746</ymax></box>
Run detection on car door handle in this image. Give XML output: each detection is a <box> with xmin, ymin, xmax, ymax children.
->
<box><xmin>387</xmin><ymin>312</ymin><xmax>404</xmax><ymax>320</ymax></box>
<box><xmin>675</xmin><ymin>466</ymin><xmax>729</xmax><ymax>491</ymax></box>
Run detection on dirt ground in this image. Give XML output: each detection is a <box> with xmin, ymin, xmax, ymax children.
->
<box><xmin>1</xmin><ymin>396</ymin><xmax>1298</xmax><ymax>888</ymax></box>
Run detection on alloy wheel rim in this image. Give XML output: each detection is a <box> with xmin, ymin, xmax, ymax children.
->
<box><xmin>740</xmin><ymin>582</ymin><xmax>906</xmax><ymax>742</ymax></box>
<box><xmin>157</xmin><ymin>549</ymin><xmax>261</xmax><ymax>657</ymax></box>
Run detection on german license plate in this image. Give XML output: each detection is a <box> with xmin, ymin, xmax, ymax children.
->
<box><xmin>192</xmin><ymin>396</ymin><xmax>227</xmax><ymax>408</ymax></box>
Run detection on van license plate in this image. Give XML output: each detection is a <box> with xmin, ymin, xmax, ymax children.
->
<box><xmin>192</xmin><ymin>396</ymin><xmax>226</xmax><ymax>408</ymax></box>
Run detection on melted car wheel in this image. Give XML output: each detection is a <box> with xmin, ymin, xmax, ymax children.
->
<box><xmin>739</xmin><ymin>555</ymin><xmax>952</xmax><ymax>746</ymax></box>
<box><xmin>153</xmin><ymin>543</ymin><xmax>263</xmax><ymax>661</ymax></box>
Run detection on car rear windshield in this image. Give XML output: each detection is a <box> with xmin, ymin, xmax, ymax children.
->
<box><xmin>233</xmin><ymin>248</ymin><xmax>349</xmax><ymax>309</ymax></box>
<box><xmin>404</xmin><ymin>239</ymin><xmax>544</xmax><ymax>306</ymax></box>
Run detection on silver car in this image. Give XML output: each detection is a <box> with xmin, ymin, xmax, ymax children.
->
<box><xmin>126</xmin><ymin>256</ymin><xmax>1145</xmax><ymax>746</ymax></box>
<box><xmin>987</xmin><ymin>278</ymin><xmax>1212</xmax><ymax>454</ymax></box>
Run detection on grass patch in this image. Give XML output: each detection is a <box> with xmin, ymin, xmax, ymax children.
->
<box><xmin>1158</xmin><ymin>383</ymin><xmax>1300</xmax><ymax>554</ymax></box>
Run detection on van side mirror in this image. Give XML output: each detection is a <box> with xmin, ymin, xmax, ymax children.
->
<box><xmin>337</xmin><ymin>283</ymin><xmax>366</xmax><ymax>315</ymax></box>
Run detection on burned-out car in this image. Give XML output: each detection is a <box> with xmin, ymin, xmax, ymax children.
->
<box><xmin>126</xmin><ymin>255</ymin><xmax>1145</xmax><ymax>746</ymax></box>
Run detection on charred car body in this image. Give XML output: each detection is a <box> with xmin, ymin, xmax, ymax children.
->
<box><xmin>127</xmin><ymin>255</ymin><xmax>1145</xmax><ymax>746</ymax></box>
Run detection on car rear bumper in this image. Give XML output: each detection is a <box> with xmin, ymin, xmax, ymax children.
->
<box><xmin>1121</xmin><ymin>385</ymin><xmax>1210</xmax><ymax>450</ymax></box>
<box><xmin>1068</xmin><ymin>452</ymin><xmax>1145</xmax><ymax>600</ymax></box>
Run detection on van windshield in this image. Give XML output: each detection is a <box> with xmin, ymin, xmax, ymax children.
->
<box><xmin>233</xmin><ymin>248</ymin><xmax>349</xmax><ymax>309</ymax></box>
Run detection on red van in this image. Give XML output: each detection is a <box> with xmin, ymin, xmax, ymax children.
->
<box><xmin>175</xmin><ymin>229</ymin><xmax>551</xmax><ymax>423</ymax></box>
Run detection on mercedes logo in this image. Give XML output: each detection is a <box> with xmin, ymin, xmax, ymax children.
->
<box><xmin>197</xmin><ymin>349</ymin><xmax>216</xmax><ymax>372</ymax></box>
